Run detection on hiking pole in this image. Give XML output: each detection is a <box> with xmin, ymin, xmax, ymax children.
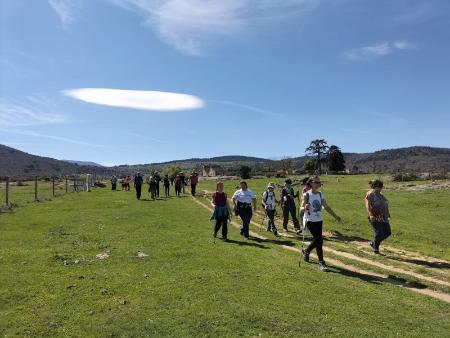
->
<box><xmin>259</xmin><ymin>209</ymin><xmax>267</xmax><ymax>233</ymax></box>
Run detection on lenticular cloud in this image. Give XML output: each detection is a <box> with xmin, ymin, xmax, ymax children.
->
<box><xmin>63</xmin><ymin>88</ymin><xmax>204</xmax><ymax>111</ymax></box>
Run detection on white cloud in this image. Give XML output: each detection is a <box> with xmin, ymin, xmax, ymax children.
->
<box><xmin>343</xmin><ymin>41</ymin><xmax>415</xmax><ymax>61</ymax></box>
<box><xmin>109</xmin><ymin>0</ymin><xmax>320</xmax><ymax>55</ymax></box>
<box><xmin>63</xmin><ymin>88</ymin><xmax>204</xmax><ymax>111</ymax></box>
<box><xmin>0</xmin><ymin>99</ymin><xmax>65</xmax><ymax>127</ymax></box>
<box><xmin>48</xmin><ymin>0</ymin><xmax>79</xmax><ymax>28</ymax></box>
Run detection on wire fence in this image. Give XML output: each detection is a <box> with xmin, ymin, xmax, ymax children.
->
<box><xmin>0</xmin><ymin>174</ymin><xmax>100</xmax><ymax>210</ymax></box>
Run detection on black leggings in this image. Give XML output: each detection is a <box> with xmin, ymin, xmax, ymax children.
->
<box><xmin>306</xmin><ymin>221</ymin><xmax>324</xmax><ymax>262</ymax></box>
<box><xmin>164</xmin><ymin>185</ymin><xmax>170</xmax><ymax>197</ymax></box>
<box><xmin>214</xmin><ymin>215</ymin><xmax>228</xmax><ymax>237</ymax></box>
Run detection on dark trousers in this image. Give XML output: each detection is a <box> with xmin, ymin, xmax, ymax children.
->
<box><xmin>282</xmin><ymin>202</ymin><xmax>300</xmax><ymax>230</ymax></box>
<box><xmin>191</xmin><ymin>183</ymin><xmax>197</xmax><ymax>196</ymax></box>
<box><xmin>214</xmin><ymin>215</ymin><xmax>228</xmax><ymax>238</ymax></box>
<box><xmin>136</xmin><ymin>185</ymin><xmax>142</xmax><ymax>199</ymax></box>
<box><xmin>175</xmin><ymin>186</ymin><xmax>182</xmax><ymax>196</ymax></box>
<box><xmin>370</xmin><ymin>221</ymin><xmax>391</xmax><ymax>250</ymax></box>
<box><xmin>112</xmin><ymin>183</ymin><xmax>116</xmax><ymax>190</ymax></box>
<box><xmin>156</xmin><ymin>183</ymin><xmax>160</xmax><ymax>197</ymax></box>
<box><xmin>237</xmin><ymin>203</ymin><xmax>252</xmax><ymax>237</ymax></box>
<box><xmin>266</xmin><ymin>209</ymin><xmax>277</xmax><ymax>231</ymax></box>
<box><xmin>164</xmin><ymin>185</ymin><xmax>170</xmax><ymax>197</ymax></box>
<box><xmin>305</xmin><ymin>221</ymin><xmax>324</xmax><ymax>262</ymax></box>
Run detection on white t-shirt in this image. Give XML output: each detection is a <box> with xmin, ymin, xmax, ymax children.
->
<box><xmin>232</xmin><ymin>189</ymin><xmax>256</xmax><ymax>204</ymax></box>
<box><xmin>303</xmin><ymin>191</ymin><xmax>324</xmax><ymax>222</ymax></box>
<box><xmin>262</xmin><ymin>191</ymin><xmax>276</xmax><ymax>210</ymax></box>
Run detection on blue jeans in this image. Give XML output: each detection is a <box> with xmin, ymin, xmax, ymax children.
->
<box><xmin>370</xmin><ymin>221</ymin><xmax>391</xmax><ymax>250</ymax></box>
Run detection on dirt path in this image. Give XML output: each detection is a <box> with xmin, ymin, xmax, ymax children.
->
<box><xmin>192</xmin><ymin>196</ymin><xmax>450</xmax><ymax>303</ymax></box>
<box><xmin>200</xmin><ymin>189</ymin><xmax>450</xmax><ymax>278</ymax></box>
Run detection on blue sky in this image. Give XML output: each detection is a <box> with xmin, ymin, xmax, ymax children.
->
<box><xmin>1</xmin><ymin>0</ymin><xmax>449</xmax><ymax>165</ymax></box>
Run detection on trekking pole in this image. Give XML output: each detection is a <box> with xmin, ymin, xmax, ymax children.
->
<box><xmin>259</xmin><ymin>209</ymin><xmax>267</xmax><ymax>233</ymax></box>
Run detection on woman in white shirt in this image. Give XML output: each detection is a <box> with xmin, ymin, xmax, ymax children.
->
<box><xmin>301</xmin><ymin>176</ymin><xmax>341</xmax><ymax>272</ymax></box>
<box><xmin>232</xmin><ymin>181</ymin><xmax>257</xmax><ymax>240</ymax></box>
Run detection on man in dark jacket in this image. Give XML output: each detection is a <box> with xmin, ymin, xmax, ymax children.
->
<box><xmin>281</xmin><ymin>178</ymin><xmax>301</xmax><ymax>234</ymax></box>
<box><xmin>134</xmin><ymin>172</ymin><xmax>144</xmax><ymax>200</ymax></box>
<box><xmin>153</xmin><ymin>172</ymin><xmax>161</xmax><ymax>197</ymax></box>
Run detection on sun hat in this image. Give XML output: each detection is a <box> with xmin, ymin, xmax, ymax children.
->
<box><xmin>267</xmin><ymin>182</ymin><xmax>275</xmax><ymax>189</ymax></box>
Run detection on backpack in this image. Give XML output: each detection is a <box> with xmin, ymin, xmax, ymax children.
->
<box><xmin>262</xmin><ymin>191</ymin><xmax>274</xmax><ymax>208</ymax></box>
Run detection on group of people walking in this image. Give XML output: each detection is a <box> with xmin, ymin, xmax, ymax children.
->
<box><xmin>210</xmin><ymin>176</ymin><xmax>391</xmax><ymax>272</ymax></box>
<box><xmin>110</xmin><ymin>171</ymin><xmax>200</xmax><ymax>200</ymax></box>
<box><xmin>110</xmin><ymin>172</ymin><xmax>392</xmax><ymax>272</ymax></box>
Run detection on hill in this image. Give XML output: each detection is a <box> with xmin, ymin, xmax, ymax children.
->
<box><xmin>1</xmin><ymin>144</ymin><xmax>449</xmax><ymax>178</ymax></box>
<box><xmin>0</xmin><ymin>145</ymin><xmax>109</xmax><ymax>179</ymax></box>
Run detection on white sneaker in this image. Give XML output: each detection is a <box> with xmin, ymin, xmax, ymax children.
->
<box><xmin>319</xmin><ymin>261</ymin><xmax>329</xmax><ymax>272</ymax></box>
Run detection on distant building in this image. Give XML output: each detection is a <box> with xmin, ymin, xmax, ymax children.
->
<box><xmin>202</xmin><ymin>165</ymin><xmax>222</xmax><ymax>177</ymax></box>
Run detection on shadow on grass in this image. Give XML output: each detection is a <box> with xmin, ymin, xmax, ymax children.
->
<box><xmin>139</xmin><ymin>198</ymin><xmax>167</xmax><ymax>202</ymax></box>
<box><xmin>250</xmin><ymin>236</ymin><xmax>297</xmax><ymax>247</ymax></box>
<box><xmin>225</xmin><ymin>239</ymin><xmax>269</xmax><ymax>249</ymax></box>
<box><xmin>386</xmin><ymin>256</ymin><xmax>450</xmax><ymax>269</ymax></box>
<box><xmin>326</xmin><ymin>230</ymin><xmax>368</xmax><ymax>243</ymax></box>
<box><xmin>329</xmin><ymin>266</ymin><xmax>427</xmax><ymax>289</ymax></box>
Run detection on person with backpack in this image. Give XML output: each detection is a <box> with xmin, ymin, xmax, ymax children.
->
<box><xmin>163</xmin><ymin>174</ymin><xmax>170</xmax><ymax>197</ymax></box>
<box><xmin>232</xmin><ymin>181</ymin><xmax>256</xmax><ymax>240</ymax></box>
<box><xmin>153</xmin><ymin>172</ymin><xmax>161</xmax><ymax>197</ymax></box>
<box><xmin>262</xmin><ymin>182</ymin><xmax>278</xmax><ymax>235</ymax></box>
<box><xmin>365</xmin><ymin>179</ymin><xmax>391</xmax><ymax>254</ymax></box>
<box><xmin>148</xmin><ymin>176</ymin><xmax>157</xmax><ymax>200</ymax></box>
<box><xmin>133</xmin><ymin>172</ymin><xmax>143</xmax><ymax>200</ymax></box>
<box><xmin>281</xmin><ymin>178</ymin><xmax>301</xmax><ymax>234</ymax></box>
<box><xmin>211</xmin><ymin>182</ymin><xmax>232</xmax><ymax>241</ymax></box>
<box><xmin>301</xmin><ymin>176</ymin><xmax>341</xmax><ymax>272</ymax></box>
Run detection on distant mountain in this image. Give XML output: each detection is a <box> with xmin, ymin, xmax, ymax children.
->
<box><xmin>63</xmin><ymin>160</ymin><xmax>104</xmax><ymax>167</ymax></box>
<box><xmin>1</xmin><ymin>144</ymin><xmax>448</xmax><ymax>178</ymax></box>
<box><xmin>0</xmin><ymin>145</ymin><xmax>110</xmax><ymax>178</ymax></box>
<box><xmin>343</xmin><ymin>146</ymin><xmax>450</xmax><ymax>173</ymax></box>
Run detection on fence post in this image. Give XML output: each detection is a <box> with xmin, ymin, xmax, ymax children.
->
<box><xmin>65</xmin><ymin>177</ymin><xmax>68</xmax><ymax>193</ymax></box>
<box><xmin>34</xmin><ymin>176</ymin><xmax>38</xmax><ymax>201</ymax></box>
<box><xmin>5</xmin><ymin>177</ymin><xmax>9</xmax><ymax>206</ymax></box>
<box><xmin>52</xmin><ymin>177</ymin><xmax>55</xmax><ymax>197</ymax></box>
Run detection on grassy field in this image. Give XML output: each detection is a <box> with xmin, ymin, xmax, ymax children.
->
<box><xmin>197</xmin><ymin>175</ymin><xmax>450</xmax><ymax>261</ymax></box>
<box><xmin>0</xmin><ymin>176</ymin><xmax>449</xmax><ymax>336</ymax></box>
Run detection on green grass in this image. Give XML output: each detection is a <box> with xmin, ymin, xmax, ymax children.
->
<box><xmin>0</xmin><ymin>178</ymin><xmax>449</xmax><ymax>336</ymax></box>
<box><xmin>197</xmin><ymin>175</ymin><xmax>450</xmax><ymax>260</ymax></box>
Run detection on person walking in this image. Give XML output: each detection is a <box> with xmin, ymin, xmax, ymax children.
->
<box><xmin>163</xmin><ymin>174</ymin><xmax>170</xmax><ymax>197</ymax></box>
<box><xmin>148</xmin><ymin>176</ymin><xmax>157</xmax><ymax>200</ymax></box>
<box><xmin>189</xmin><ymin>172</ymin><xmax>199</xmax><ymax>196</ymax></box>
<box><xmin>301</xmin><ymin>176</ymin><xmax>341</xmax><ymax>272</ymax></box>
<box><xmin>211</xmin><ymin>182</ymin><xmax>232</xmax><ymax>241</ymax></box>
<box><xmin>180</xmin><ymin>172</ymin><xmax>187</xmax><ymax>194</ymax></box>
<box><xmin>133</xmin><ymin>172</ymin><xmax>143</xmax><ymax>200</ymax></box>
<box><xmin>110</xmin><ymin>175</ymin><xmax>117</xmax><ymax>191</ymax></box>
<box><xmin>232</xmin><ymin>181</ymin><xmax>256</xmax><ymax>240</ymax></box>
<box><xmin>281</xmin><ymin>178</ymin><xmax>301</xmax><ymax>234</ymax></box>
<box><xmin>365</xmin><ymin>179</ymin><xmax>391</xmax><ymax>254</ymax></box>
<box><xmin>153</xmin><ymin>172</ymin><xmax>161</xmax><ymax>198</ymax></box>
<box><xmin>262</xmin><ymin>182</ymin><xmax>278</xmax><ymax>235</ymax></box>
<box><xmin>174</xmin><ymin>175</ymin><xmax>183</xmax><ymax>197</ymax></box>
